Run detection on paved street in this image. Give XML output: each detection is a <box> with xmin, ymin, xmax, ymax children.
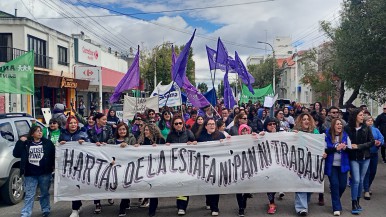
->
<box><xmin>1</xmin><ymin>160</ymin><xmax>385</xmax><ymax>217</ymax></box>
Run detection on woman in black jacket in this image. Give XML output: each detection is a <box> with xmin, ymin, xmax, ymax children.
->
<box><xmin>345</xmin><ymin>108</ymin><xmax>374</xmax><ymax>214</ymax></box>
<box><xmin>87</xmin><ymin>112</ymin><xmax>114</xmax><ymax>213</ymax></box>
<box><xmin>107</xmin><ymin>108</ymin><xmax>121</xmax><ymax>134</ymax></box>
<box><xmin>166</xmin><ymin>116</ymin><xmax>197</xmax><ymax>215</ymax></box>
<box><xmin>13</xmin><ymin>125</ymin><xmax>55</xmax><ymax>217</ymax></box>
<box><xmin>198</xmin><ymin>118</ymin><xmax>226</xmax><ymax>216</ymax></box>
<box><xmin>134</xmin><ymin>123</ymin><xmax>166</xmax><ymax>217</ymax></box>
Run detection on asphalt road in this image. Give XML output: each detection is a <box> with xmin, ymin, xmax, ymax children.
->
<box><xmin>1</xmin><ymin>160</ymin><xmax>385</xmax><ymax>217</ymax></box>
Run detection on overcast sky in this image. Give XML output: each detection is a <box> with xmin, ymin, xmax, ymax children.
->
<box><xmin>1</xmin><ymin>0</ymin><xmax>342</xmax><ymax>88</ymax></box>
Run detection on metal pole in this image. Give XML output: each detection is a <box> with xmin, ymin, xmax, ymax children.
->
<box><xmin>154</xmin><ymin>52</ymin><xmax>157</xmax><ymax>89</ymax></box>
<box><xmin>257</xmin><ymin>41</ymin><xmax>275</xmax><ymax>117</ymax></box>
<box><xmin>98</xmin><ymin>67</ymin><xmax>103</xmax><ymax>113</ymax></box>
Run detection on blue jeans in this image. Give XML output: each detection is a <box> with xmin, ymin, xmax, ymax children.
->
<box><xmin>363</xmin><ymin>153</ymin><xmax>378</xmax><ymax>192</ymax></box>
<box><xmin>295</xmin><ymin>192</ymin><xmax>312</xmax><ymax>212</ymax></box>
<box><xmin>21</xmin><ymin>174</ymin><xmax>51</xmax><ymax>217</ymax></box>
<box><xmin>350</xmin><ymin>159</ymin><xmax>370</xmax><ymax>200</ymax></box>
<box><xmin>328</xmin><ymin>166</ymin><xmax>348</xmax><ymax>211</ymax></box>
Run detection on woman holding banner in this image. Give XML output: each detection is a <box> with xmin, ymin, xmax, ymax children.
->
<box><xmin>166</xmin><ymin>116</ymin><xmax>197</xmax><ymax>215</ymax></box>
<box><xmin>134</xmin><ymin>123</ymin><xmax>166</xmax><ymax>217</ymax></box>
<box><xmin>58</xmin><ymin>116</ymin><xmax>89</xmax><ymax>217</ymax></box>
<box><xmin>324</xmin><ymin>118</ymin><xmax>351</xmax><ymax>216</ymax></box>
<box><xmin>107</xmin><ymin>122</ymin><xmax>136</xmax><ymax>217</ymax></box>
<box><xmin>87</xmin><ymin>112</ymin><xmax>114</xmax><ymax>214</ymax></box>
<box><xmin>197</xmin><ymin>118</ymin><xmax>226</xmax><ymax>216</ymax></box>
<box><xmin>191</xmin><ymin>115</ymin><xmax>205</xmax><ymax>139</ymax></box>
<box><xmin>293</xmin><ymin>113</ymin><xmax>320</xmax><ymax>216</ymax></box>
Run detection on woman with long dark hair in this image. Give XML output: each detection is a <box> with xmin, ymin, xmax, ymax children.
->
<box><xmin>345</xmin><ymin>108</ymin><xmax>374</xmax><ymax>214</ymax></box>
<box><xmin>324</xmin><ymin>118</ymin><xmax>351</xmax><ymax>216</ymax></box>
<box><xmin>158</xmin><ymin>110</ymin><xmax>172</xmax><ymax>139</ymax></box>
<box><xmin>166</xmin><ymin>116</ymin><xmax>197</xmax><ymax>215</ymax></box>
<box><xmin>134</xmin><ymin>123</ymin><xmax>166</xmax><ymax>217</ymax></box>
<box><xmin>190</xmin><ymin>115</ymin><xmax>205</xmax><ymax>139</ymax></box>
<box><xmin>13</xmin><ymin>126</ymin><xmax>55</xmax><ymax>217</ymax></box>
<box><xmin>87</xmin><ymin>112</ymin><xmax>114</xmax><ymax>214</ymax></box>
<box><xmin>107</xmin><ymin>122</ymin><xmax>136</xmax><ymax>216</ymax></box>
<box><xmin>198</xmin><ymin>118</ymin><xmax>226</xmax><ymax>216</ymax></box>
<box><xmin>107</xmin><ymin>108</ymin><xmax>121</xmax><ymax>134</ymax></box>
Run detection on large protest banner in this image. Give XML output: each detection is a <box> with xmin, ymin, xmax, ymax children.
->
<box><xmin>122</xmin><ymin>95</ymin><xmax>159</xmax><ymax>120</ymax></box>
<box><xmin>151</xmin><ymin>82</ymin><xmax>182</xmax><ymax>107</ymax></box>
<box><xmin>54</xmin><ymin>132</ymin><xmax>325</xmax><ymax>202</ymax></box>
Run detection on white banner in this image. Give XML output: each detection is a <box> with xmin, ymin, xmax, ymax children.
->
<box><xmin>74</xmin><ymin>66</ymin><xmax>100</xmax><ymax>85</ymax></box>
<box><xmin>151</xmin><ymin>82</ymin><xmax>182</xmax><ymax>107</ymax></box>
<box><xmin>54</xmin><ymin>132</ymin><xmax>325</xmax><ymax>202</ymax></box>
<box><xmin>75</xmin><ymin>38</ymin><xmax>101</xmax><ymax>66</ymax></box>
<box><xmin>123</xmin><ymin>95</ymin><xmax>159</xmax><ymax>120</ymax></box>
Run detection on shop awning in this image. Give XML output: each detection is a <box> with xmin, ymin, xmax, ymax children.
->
<box><xmin>35</xmin><ymin>74</ymin><xmax>90</xmax><ymax>90</ymax></box>
<box><xmin>101</xmin><ymin>67</ymin><xmax>125</xmax><ymax>87</ymax></box>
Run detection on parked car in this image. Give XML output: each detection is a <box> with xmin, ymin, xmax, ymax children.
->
<box><xmin>0</xmin><ymin>113</ymin><xmax>44</xmax><ymax>205</ymax></box>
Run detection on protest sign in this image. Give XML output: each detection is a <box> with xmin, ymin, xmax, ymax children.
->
<box><xmin>54</xmin><ymin>132</ymin><xmax>325</xmax><ymax>202</ymax></box>
<box><xmin>151</xmin><ymin>82</ymin><xmax>182</xmax><ymax>107</ymax></box>
<box><xmin>122</xmin><ymin>95</ymin><xmax>159</xmax><ymax>120</ymax></box>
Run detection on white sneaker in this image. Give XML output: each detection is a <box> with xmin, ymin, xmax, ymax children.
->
<box><xmin>178</xmin><ymin>209</ymin><xmax>186</xmax><ymax>215</ymax></box>
<box><xmin>69</xmin><ymin>210</ymin><xmax>79</xmax><ymax>217</ymax></box>
<box><xmin>333</xmin><ymin>211</ymin><xmax>341</xmax><ymax>216</ymax></box>
<box><xmin>211</xmin><ymin>211</ymin><xmax>219</xmax><ymax>216</ymax></box>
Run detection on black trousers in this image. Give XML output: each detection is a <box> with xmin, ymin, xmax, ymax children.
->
<box><xmin>119</xmin><ymin>199</ymin><xmax>131</xmax><ymax>213</ymax></box>
<box><xmin>72</xmin><ymin>200</ymin><xmax>82</xmax><ymax>210</ymax></box>
<box><xmin>149</xmin><ymin>198</ymin><xmax>158</xmax><ymax>215</ymax></box>
<box><xmin>236</xmin><ymin>194</ymin><xmax>248</xmax><ymax>209</ymax></box>
<box><xmin>206</xmin><ymin>195</ymin><xmax>220</xmax><ymax>212</ymax></box>
<box><xmin>176</xmin><ymin>196</ymin><xmax>189</xmax><ymax>210</ymax></box>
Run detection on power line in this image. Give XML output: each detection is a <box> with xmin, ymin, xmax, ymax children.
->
<box><xmin>36</xmin><ymin>0</ymin><xmax>275</xmax><ymax>19</ymax></box>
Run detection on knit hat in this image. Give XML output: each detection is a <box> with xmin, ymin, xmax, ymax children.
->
<box><xmin>238</xmin><ymin>124</ymin><xmax>251</xmax><ymax>135</ymax></box>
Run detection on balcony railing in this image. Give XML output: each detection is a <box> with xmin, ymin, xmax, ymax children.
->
<box><xmin>0</xmin><ymin>46</ymin><xmax>53</xmax><ymax>69</ymax></box>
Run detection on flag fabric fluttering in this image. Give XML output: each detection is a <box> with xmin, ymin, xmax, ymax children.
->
<box><xmin>109</xmin><ymin>46</ymin><xmax>140</xmax><ymax>103</ymax></box>
<box><xmin>223</xmin><ymin>71</ymin><xmax>236</xmax><ymax>109</ymax></box>
<box><xmin>215</xmin><ymin>38</ymin><xmax>228</xmax><ymax>70</ymax></box>
<box><xmin>234</xmin><ymin>51</ymin><xmax>255</xmax><ymax>94</ymax></box>
<box><xmin>172</xmin><ymin>29</ymin><xmax>196</xmax><ymax>88</ymax></box>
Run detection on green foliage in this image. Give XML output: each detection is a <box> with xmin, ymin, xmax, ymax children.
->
<box><xmin>139</xmin><ymin>43</ymin><xmax>196</xmax><ymax>91</ymax></box>
<box><xmin>247</xmin><ymin>58</ymin><xmax>279</xmax><ymax>89</ymax></box>
<box><xmin>197</xmin><ymin>82</ymin><xmax>208</xmax><ymax>93</ymax></box>
<box><xmin>217</xmin><ymin>80</ymin><xmax>237</xmax><ymax>97</ymax></box>
<box><xmin>321</xmin><ymin>0</ymin><xmax>386</xmax><ymax>104</ymax></box>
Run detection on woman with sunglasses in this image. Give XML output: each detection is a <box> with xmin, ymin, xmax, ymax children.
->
<box><xmin>165</xmin><ymin>116</ymin><xmax>197</xmax><ymax>215</ymax></box>
<box><xmin>107</xmin><ymin>122</ymin><xmax>136</xmax><ymax>217</ymax></box>
<box><xmin>58</xmin><ymin>116</ymin><xmax>89</xmax><ymax>217</ymax></box>
<box><xmin>13</xmin><ymin>126</ymin><xmax>55</xmax><ymax>217</ymax></box>
<box><xmin>134</xmin><ymin>123</ymin><xmax>166</xmax><ymax>217</ymax></box>
<box><xmin>158</xmin><ymin>110</ymin><xmax>172</xmax><ymax>139</ymax></box>
<box><xmin>87</xmin><ymin>112</ymin><xmax>114</xmax><ymax>214</ymax></box>
<box><xmin>229</xmin><ymin>113</ymin><xmax>249</xmax><ymax>136</ymax></box>
<box><xmin>293</xmin><ymin>113</ymin><xmax>320</xmax><ymax>216</ymax></box>
<box><xmin>131</xmin><ymin>115</ymin><xmax>144</xmax><ymax>139</ymax></box>
<box><xmin>198</xmin><ymin>118</ymin><xmax>226</xmax><ymax>216</ymax></box>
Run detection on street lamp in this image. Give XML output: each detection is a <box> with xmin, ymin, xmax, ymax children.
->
<box><xmin>257</xmin><ymin>41</ymin><xmax>275</xmax><ymax>94</ymax></box>
<box><xmin>153</xmin><ymin>42</ymin><xmax>173</xmax><ymax>88</ymax></box>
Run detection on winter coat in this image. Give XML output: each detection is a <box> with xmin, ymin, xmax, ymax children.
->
<box><xmin>107</xmin><ymin>134</ymin><xmax>136</xmax><ymax>146</ymax></box>
<box><xmin>87</xmin><ymin>125</ymin><xmax>113</xmax><ymax>143</ymax></box>
<box><xmin>344</xmin><ymin>124</ymin><xmax>374</xmax><ymax>160</ymax></box>
<box><xmin>375</xmin><ymin>113</ymin><xmax>386</xmax><ymax>137</ymax></box>
<box><xmin>198</xmin><ymin>131</ymin><xmax>225</xmax><ymax>142</ymax></box>
<box><xmin>323</xmin><ymin>116</ymin><xmax>347</xmax><ymax>130</ymax></box>
<box><xmin>324</xmin><ymin>130</ymin><xmax>350</xmax><ymax>176</ymax></box>
<box><xmin>166</xmin><ymin>130</ymin><xmax>195</xmax><ymax>143</ymax></box>
<box><xmin>369</xmin><ymin>126</ymin><xmax>384</xmax><ymax>153</ymax></box>
<box><xmin>59</xmin><ymin>128</ymin><xmax>89</xmax><ymax>142</ymax></box>
<box><xmin>13</xmin><ymin>138</ymin><xmax>55</xmax><ymax>176</ymax></box>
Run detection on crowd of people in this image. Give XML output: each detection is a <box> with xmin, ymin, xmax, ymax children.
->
<box><xmin>12</xmin><ymin>100</ymin><xmax>386</xmax><ymax>217</ymax></box>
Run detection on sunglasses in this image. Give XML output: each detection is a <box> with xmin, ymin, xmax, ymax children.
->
<box><xmin>49</xmin><ymin>122</ymin><xmax>58</xmax><ymax>125</ymax></box>
<box><xmin>267</xmin><ymin>122</ymin><xmax>277</xmax><ymax>126</ymax></box>
<box><xmin>149</xmin><ymin>113</ymin><xmax>155</xmax><ymax>115</ymax></box>
<box><xmin>174</xmin><ymin>122</ymin><xmax>183</xmax><ymax>126</ymax></box>
<box><xmin>149</xmin><ymin>121</ymin><xmax>155</xmax><ymax>123</ymax></box>
<box><xmin>331</xmin><ymin>112</ymin><xmax>338</xmax><ymax>114</ymax></box>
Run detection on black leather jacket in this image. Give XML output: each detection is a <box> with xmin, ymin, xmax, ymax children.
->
<box><xmin>345</xmin><ymin>124</ymin><xmax>374</xmax><ymax>160</ymax></box>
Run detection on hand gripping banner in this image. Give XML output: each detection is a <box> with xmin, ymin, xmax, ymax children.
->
<box><xmin>54</xmin><ymin>132</ymin><xmax>326</xmax><ymax>202</ymax></box>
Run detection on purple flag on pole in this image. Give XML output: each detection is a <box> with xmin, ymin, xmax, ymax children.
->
<box><xmin>172</xmin><ymin>29</ymin><xmax>196</xmax><ymax>88</ymax></box>
<box><xmin>183</xmin><ymin>80</ymin><xmax>210</xmax><ymax>108</ymax></box>
<box><xmin>223</xmin><ymin>71</ymin><xmax>236</xmax><ymax>109</ymax></box>
<box><xmin>171</xmin><ymin>45</ymin><xmax>177</xmax><ymax>80</ymax></box>
<box><xmin>234</xmin><ymin>51</ymin><xmax>255</xmax><ymax>94</ymax></box>
<box><xmin>215</xmin><ymin>38</ymin><xmax>228</xmax><ymax>70</ymax></box>
<box><xmin>109</xmin><ymin>46</ymin><xmax>140</xmax><ymax>103</ymax></box>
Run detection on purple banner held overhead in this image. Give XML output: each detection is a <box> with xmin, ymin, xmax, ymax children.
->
<box><xmin>235</xmin><ymin>51</ymin><xmax>255</xmax><ymax>94</ymax></box>
<box><xmin>224</xmin><ymin>71</ymin><xmax>236</xmax><ymax>109</ymax></box>
<box><xmin>109</xmin><ymin>46</ymin><xmax>140</xmax><ymax>103</ymax></box>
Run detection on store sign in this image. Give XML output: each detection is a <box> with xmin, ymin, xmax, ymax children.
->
<box><xmin>74</xmin><ymin>66</ymin><xmax>100</xmax><ymax>85</ymax></box>
<box><xmin>61</xmin><ymin>77</ymin><xmax>78</xmax><ymax>89</ymax></box>
<box><xmin>75</xmin><ymin>39</ymin><xmax>101</xmax><ymax>66</ymax></box>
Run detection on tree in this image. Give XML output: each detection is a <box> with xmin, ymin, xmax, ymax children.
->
<box><xmin>247</xmin><ymin>57</ymin><xmax>279</xmax><ymax>89</ymax></box>
<box><xmin>217</xmin><ymin>80</ymin><xmax>237</xmax><ymax>98</ymax></box>
<box><xmin>197</xmin><ymin>82</ymin><xmax>208</xmax><ymax>93</ymax></box>
<box><xmin>321</xmin><ymin>0</ymin><xmax>386</xmax><ymax>105</ymax></box>
<box><xmin>139</xmin><ymin>43</ymin><xmax>196</xmax><ymax>92</ymax></box>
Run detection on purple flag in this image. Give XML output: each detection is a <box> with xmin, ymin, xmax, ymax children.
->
<box><xmin>183</xmin><ymin>80</ymin><xmax>210</xmax><ymax>108</ymax></box>
<box><xmin>171</xmin><ymin>45</ymin><xmax>177</xmax><ymax>80</ymax></box>
<box><xmin>215</xmin><ymin>38</ymin><xmax>228</xmax><ymax>70</ymax></box>
<box><xmin>172</xmin><ymin>30</ymin><xmax>196</xmax><ymax>87</ymax></box>
<box><xmin>223</xmin><ymin>71</ymin><xmax>236</xmax><ymax>109</ymax></box>
<box><xmin>109</xmin><ymin>46</ymin><xmax>140</xmax><ymax>103</ymax></box>
<box><xmin>234</xmin><ymin>51</ymin><xmax>255</xmax><ymax>94</ymax></box>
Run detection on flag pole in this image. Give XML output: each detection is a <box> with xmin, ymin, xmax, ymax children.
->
<box><xmin>32</xmin><ymin>94</ymin><xmax>36</xmax><ymax>118</ymax></box>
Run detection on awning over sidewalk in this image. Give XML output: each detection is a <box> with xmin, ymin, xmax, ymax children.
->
<box><xmin>101</xmin><ymin>67</ymin><xmax>125</xmax><ymax>87</ymax></box>
<box><xmin>34</xmin><ymin>74</ymin><xmax>90</xmax><ymax>90</ymax></box>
